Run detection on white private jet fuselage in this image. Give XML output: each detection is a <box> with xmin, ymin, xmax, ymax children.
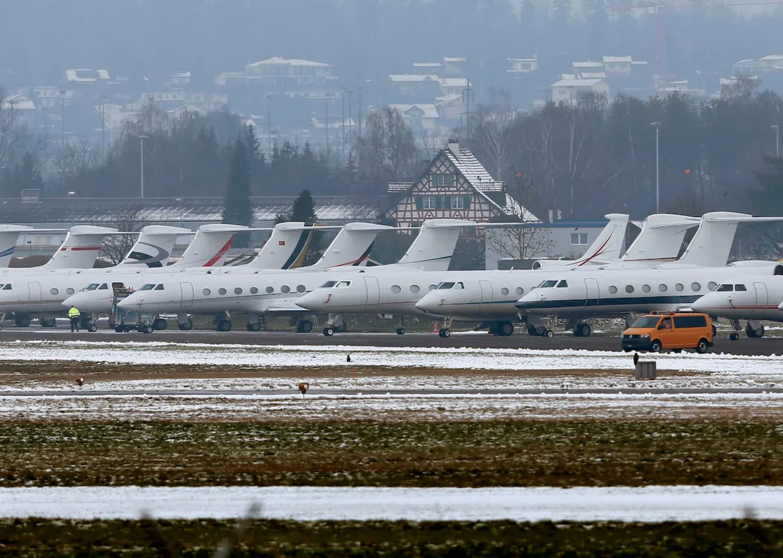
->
<box><xmin>514</xmin><ymin>264</ymin><xmax>783</xmax><ymax>318</ymax></box>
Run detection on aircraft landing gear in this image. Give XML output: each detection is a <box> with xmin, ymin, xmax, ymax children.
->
<box><xmin>574</xmin><ymin>322</ymin><xmax>592</xmax><ymax>337</ymax></box>
<box><xmin>489</xmin><ymin>321</ymin><xmax>514</xmax><ymax>336</ymax></box>
<box><xmin>39</xmin><ymin>317</ymin><xmax>56</xmax><ymax>328</ymax></box>
<box><xmin>730</xmin><ymin>319</ymin><xmax>742</xmax><ymax>341</ymax></box>
<box><xmin>14</xmin><ymin>314</ymin><xmax>31</xmax><ymax>328</ymax></box>
<box><xmin>323</xmin><ymin>327</ymin><xmax>334</xmax><ymax>337</ymax></box>
<box><xmin>396</xmin><ymin>316</ymin><xmax>407</xmax><ymax>335</ymax></box>
<box><xmin>153</xmin><ymin>318</ymin><xmax>168</xmax><ymax>331</ymax></box>
<box><xmin>323</xmin><ymin>313</ymin><xmax>345</xmax><ymax>336</ymax></box>
<box><xmin>216</xmin><ymin>319</ymin><xmax>232</xmax><ymax>332</ymax></box>
<box><xmin>439</xmin><ymin>328</ymin><xmax>451</xmax><ymax>338</ymax></box>
<box><xmin>178</xmin><ymin>319</ymin><xmax>193</xmax><ymax>331</ymax></box>
<box><xmin>746</xmin><ymin>320</ymin><xmax>765</xmax><ymax>339</ymax></box>
<box><xmin>296</xmin><ymin>320</ymin><xmax>313</xmax><ymax>333</ymax></box>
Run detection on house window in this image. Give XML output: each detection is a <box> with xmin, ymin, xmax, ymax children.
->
<box><xmin>437</xmin><ymin>174</ymin><xmax>454</xmax><ymax>187</ymax></box>
<box><xmin>570</xmin><ymin>233</ymin><xmax>588</xmax><ymax>245</ymax></box>
<box><xmin>450</xmin><ymin>196</ymin><xmax>464</xmax><ymax>209</ymax></box>
<box><xmin>423</xmin><ymin>196</ymin><xmax>437</xmax><ymax>210</ymax></box>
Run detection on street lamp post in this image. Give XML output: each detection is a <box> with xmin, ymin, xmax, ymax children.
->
<box><xmin>772</xmin><ymin>124</ymin><xmax>780</xmax><ymax>157</ymax></box>
<box><xmin>650</xmin><ymin>122</ymin><xmax>661</xmax><ymax>214</ymax></box>
<box><xmin>68</xmin><ymin>191</ymin><xmax>76</xmax><ymax>225</ymax></box>
<box><xmin>175</xmin><ymin>197</ymin><xmax>183</xmax><ymax>224</ymax></box>
<box><xmin>139</xmin><ymin>135</ymin><xmax>149</xmax><ymax>198</ymax></box>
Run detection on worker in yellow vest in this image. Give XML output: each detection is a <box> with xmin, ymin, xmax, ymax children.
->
<box><xmin>68</xmin><ymin>306</ymin><xmax>81</xmax><ymax>332</ymax></box>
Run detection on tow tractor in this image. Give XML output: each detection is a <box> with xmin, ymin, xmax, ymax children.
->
<box><xmin>110</xmin><ymin>285</ymin><xmax>154</xmax><ymax>333</ymax></box>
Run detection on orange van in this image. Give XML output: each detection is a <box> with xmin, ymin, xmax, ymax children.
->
<box><xmin>621</xmin><ymin>311</ymin><xmax>713</xmax><ymax>354</ymax></box>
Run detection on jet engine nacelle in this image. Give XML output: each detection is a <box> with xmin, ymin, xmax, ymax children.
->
<box><xmin>727</xmin><ymin>261</ymin><xmax>783</xmax><ymax>275</ymax></box>
<box><xmin>531</xmin><ymin>259</ymin><xmax>572</xmax><ymax>270</ymax></box>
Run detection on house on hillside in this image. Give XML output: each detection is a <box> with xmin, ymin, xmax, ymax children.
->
<box><xmin>551</xmin><ymin>78</ymin><xmax>609</xmax><ymax>104</ymax></box>
<box><xmin>388</xmin><ymin>103</ymin><xmax>439</xmax><ymax>132</ymax></box>
<box><xmin>385</xmin><ymin>140</ymin><xmax>520</xmax><ymax>228</ymax></box>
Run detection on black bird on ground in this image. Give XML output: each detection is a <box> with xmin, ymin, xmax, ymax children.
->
<box><xmin>347</xmin><ymin>354</ymin><xmax>351</xmax><ymax>363</ymax></box>
<box><xmin>633</xmin><ymin>352</ymin><xmax>639</xmax><ymax>366</ymax></box>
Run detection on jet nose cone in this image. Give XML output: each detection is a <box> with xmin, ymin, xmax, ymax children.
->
<box><xmin>515</xmin><ymin>293</ymin><xmax>542</xmax><ymax>310</ymax></box>
<box><xmin>778</xmin><ymin>301</ymin><xmax>783</xmax><ymax>311</ymax></box>
<box><xmin>414</xmin><ymin>295</ymin><xmax>441</xmax><ymax>314</ymax></box>
<box><xmin>296</xmin><ymin>291</ymin><xmax>325</xmax><ymax>311</ymax></box>
<box><xmin>116</xmin><ymin>297</ymin><xmax>135</xmax><ymax>309</ymax></box>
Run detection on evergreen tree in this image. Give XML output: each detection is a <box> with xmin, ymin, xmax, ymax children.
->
<box><xmin>2</xmin><ymin>151</ymin><xmax>45</xmax><ymax>197</ymax></box>
<box><xmin>752</xmin><ymin>154</ymin><xmax>783</xmax><ymax>215</ymax></box>
<box><xmin>222</xmin><ymin>137</ymin><xmax>253</xmax><ymax>247</ymax></box>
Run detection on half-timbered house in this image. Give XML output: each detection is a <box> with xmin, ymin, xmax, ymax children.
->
<box><xmin>385</xmin><ymin>140</ymin><xmax>519</xmax><ymax>229</ymax></box>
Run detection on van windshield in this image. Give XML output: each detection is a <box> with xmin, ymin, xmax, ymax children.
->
<box><xmin>630</xmin><ymin>316</ymin><xmax>661</xmax><ymax>329</ymax></box>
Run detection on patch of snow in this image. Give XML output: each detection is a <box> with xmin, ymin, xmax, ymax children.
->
<box><xmin>0</xmin><ymin>486</ymin><xmax>781</xmax><ymax>521</ymax></box>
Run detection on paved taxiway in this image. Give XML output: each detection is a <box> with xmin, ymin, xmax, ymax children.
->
<box><xmin>3</xmin><ymin>328</ymin><xmax>783</xmax><ymax>355</ymax></box>
<box><xmin>3</xmin><ymin>388</ymin><xmax>783</xmax><ymax>397</ymax></box>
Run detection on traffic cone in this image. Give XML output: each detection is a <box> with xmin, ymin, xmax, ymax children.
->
<box><xmin>433</xmin><ymin>322</ymin><xmax>439</xmax><ymax>334</ymax></box>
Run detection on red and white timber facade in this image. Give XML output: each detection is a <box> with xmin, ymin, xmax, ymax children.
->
<box><xmin>385</xmin><ymin>140</ymin><xmax>515</xmax><ymax>229</ymax></box>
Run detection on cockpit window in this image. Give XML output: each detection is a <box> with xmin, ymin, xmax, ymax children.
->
<box><xmin>556</xmin><ymin>280</ymin><xmax>569</xmax><ymax>288</ymax></box>
<box><xmin>454</xmin><ymin>282</ymin><xmax>464</xmax><ymax>290</ymax></box>
<box><xmin>98</xmin><ymin>283</ymin><xmax>109</xmax><ymax>290</ymax></box>
<box><xmin>716</xmin><ymin>284</ymin><xmax>733</xmax><ymax>292</ymax></box>
<box><xmin>154</xmin><ymin>284</ymin><xmax>165</xmax><ymax>291</ymax></box>
<box><xmin>320</xmin><ymin>281</ymin><xmax>337</xmax><ymax>288</ymax></box>
<box><xmin>139</xmin><ymin>284</ymin><xmax>156</xmax><ymax>291</ymax></box>
<box><xmin>537</xmin><ymin>280</ymin><xmax>558</xmax><ymax>289</ymax></box>
<box><xmin>335</xmin><ymin>281</ymin><xmax>352</xmax><ymax>288</ymax></box>
<box><xmin>735</xmin><ymin>284</ymin><xmax>747</xmax><ymax>292</ymax></box>
<box><xmin>1</xmin><ymin>284</ymin><xmax>10</xmax><ymax>290</ymax></box>
<box><xmin>84</xmin><ymin>283</ymin><xmax>100</xmax><ymax>291</ymax></box>
<box><xmin>437</xmin><ymin>282</ymin><xmax>455</xmax><ymax>290</ymax></box>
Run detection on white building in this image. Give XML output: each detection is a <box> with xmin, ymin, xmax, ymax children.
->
<box><xmin>443</xmin><ymin>57</ymin><xmax>467</xmax><ymax>76</ymax></box>
<box><xmin>388</xmin><ymin>104</ymin><xmax>439</xmax><ymax>131</ymax></box>
<box><xmin>413</xmin><ymin>62</ymin><xmax>443</xmax><ymax>74</ymax></box>
<box><xmin>507</xmin><ymin>57</ymin><xmax>538</xmax><ymax>74</ymax></box>
<box><xmin>64</xmin><ymin>69</ymin><xmax>111</xmax><ymax>84</ymax></box>
<box><xmin>551</xmin><ymin>78</ymin><xmax>610</xmax><ymax>104</ymax></box>
<box><xmin>602</xmin><ymin>56</ymin><xmax>632</xmax><ymax>75</ymax></box>
<box><xmin>435</xmin><ymin>94</ymin><xmax>466</xmax><ymax>121</ymax></box>
<box><xmin>439</xmin><ymin>77</ymin><xmax>471</xmax><ymax>96</ymax></box>
<box><xmin>244</xmin><ymin>57</ymin><xmax>333</xmax><ymax>88</ymax></box>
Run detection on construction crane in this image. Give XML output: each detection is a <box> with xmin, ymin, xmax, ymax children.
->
<box><xmin>608</xmin><ymin>0</ymin><xmax>783</xmax><ymax>78</ymax></box>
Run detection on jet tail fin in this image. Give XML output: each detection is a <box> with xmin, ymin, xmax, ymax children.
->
<box><xmin>246</xmin><ymin>222</ymin><xmax>318</xmax><ymax>270</ymax></box>
<box><xmin>172</xmin><ymin>224</ymin><xmax>248</xmax><ymax>268</ymax></box>
<box><xmin>622</xmin><ymin>214</ymin><xmax>701</xmax><ymax>264</ymax></box>
<box><xmin>394</xmin><ymin>219</ymin><xmax>476</xmax><ymax>271</ymax></box>
<box><xmin>0</xmin><ymin>225</ymin><xmax>33</xmax><ymax>268</ymax></box>
<box><xmin>117</xmin><ymin>225</ymin><xmax>192</xmax><ymax>268</ymax></box>
<box><xmin>42</xmin><ymin>226</ymin><xmax>119</xmax><ymax>269</ymax></box>
<box><xmin>677</xmin><ymin>212</ymin><xmax>783</xmax><ymax>267</ymax></box>
<box><xmin>312</xmin><ymin>223</ymin><xmax>394</xmax><ymax>269</ymax></box>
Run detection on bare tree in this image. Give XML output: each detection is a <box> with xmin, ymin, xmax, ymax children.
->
<box><xmin>94</xmin><ymin>207</ymin><xmax>149</xmax><ymax>265</ymax></box>
<box><xmin>354</xmin><ymin>107</ymin><xmax>418</xmax><ymax>195</ymax></box>
<box><xmin>49</xmin><ymin>140</ymin><xmax>102</xmax><ymax>195</ymax></box>
<box><xmin>471</xmin><ymin>89</ymin><xmax>517</xmax><ymax>180</ymax></box>
<box><xmin>486</xmin><ymin>173</ymin><xmax>553</xmax><ymax>263</ymax></box>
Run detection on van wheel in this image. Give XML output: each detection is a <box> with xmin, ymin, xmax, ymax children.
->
<box><xmin>712</xmin><ymin>324</ymin><xmax>717</xmax><ymax>336</ymax></box>
<box><xmin>696</xmin><ymin>338</ymin><xmax>708</xmax><ymax>354</ymax></box>
<box><xmin>650</xmin><ymin>340</ymin><xmax>662</xmax><ymax>353</ymax></box>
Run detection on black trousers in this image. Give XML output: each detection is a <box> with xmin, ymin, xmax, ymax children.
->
<box><xmin>70</xmin><ymin>317</ymin><xmax>80</xmax><ymax>332</ymax></box>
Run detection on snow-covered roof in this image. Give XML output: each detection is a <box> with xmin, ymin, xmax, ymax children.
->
<box><xmin>248</xmin><ymin>57</ymin><xmax>330</xmax><ymax>67</ymax></box>
<box><xmin>413</xmin><ymin>62</ymin><xmax>442</xmax><ymax>68</ymax></box>
<box><xmin>388</xmin><ymin>104</ymin><xmax>439</xmax><ymax>119</ymax></box>
<box><xmin>444</xmin><ymin>57</ymin><xmax>466</xmax><ymax>63</ymax></box>
<box><xmin>435</xmin><ymin>94</ymin><xmax>463</xmax><ymax>107</ymax></box>
<box><xmin>573</xmin><ymin>61</ymin><xmax>603</xmax><ymax>68</ymax></box>
<box><xmin>1</xmin><ymin>94</ymin><xmax>35</xmax><ymax>111</ymax></box>
<box><xmin>389</xmin><ymin>74</ymin><xmax>439</xmax><ymax>82</ymax></box>
<box><xmin>603</xmin><ymin>56</ymin><xmax>632</xmax><ymax>63</ymax></box>
<box><xmin>439</xmin><ymin>77</ymin><xmax>471</xmax><ymax>88</ymax></box>
<box><xmin>65</xmin><ymin>69</ymin><xmax>110</xmax><ymax>82</ymax></box>
<box><xmin>760</xmin><ymin>54</ymin><xmax>783</xmax><ymax>62</ymax></box>
<box><xmin>580</xmin><ymin>72</ymin><xmax>607</xmax><ymax>79</ymax></box>
<box><xmin>552</xmin><ymin>78</ymin><xmax>604</xmax><ymax>88</ymax></box>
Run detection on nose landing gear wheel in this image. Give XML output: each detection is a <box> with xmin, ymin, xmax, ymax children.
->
<box><xmin>396</xmin><ymin>328</ymin><xmax>405</xmax><ymax>335</ymax></box>
<box><xmin>216</xmin><ymin>319</ymin><xmax>232</xmax><ymax>332</ymax></box>
<box><xmin>545</xmin><ymin>329</ymin><xmax>554</xmax><ymax>338</ymax></box>
<box><xmin>439</xmin><ymin>328</ymin><xmax>450</xmax><ymax>338</ymax></box>
<box><xmin>88</xmin><ymin>324</ymin><xmax>98</xmax><ymax>333</ymax></box>
<box><xmin>246</xmin><ymin>323</ymin><xmax>261</xmax><ymax>332</ymax></box>
<box><xmin>729</xmin><ymin>332</ymin><xmax>740</xmax><ymax>341</ymax></box>
<box><xmin>178</xmin><ymin>320</ymin><xmax>193</xmax><ymax>331</ymax></box>
<box><xmin>323</xmin><ymin>327</ymin><xmax>334</xmax><ymax>337</ymax></box>
<box><xmin>153</xmin><ymin>318</ymin><xmax>168</xmax><ymax>331</ymax></box>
